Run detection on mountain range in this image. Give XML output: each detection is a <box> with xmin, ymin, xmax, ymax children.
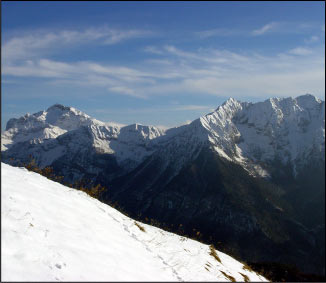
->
<box><xmin>2</xmin><ymin>94</ymin><xmax>325</xmax><ymax>279</ymax></box>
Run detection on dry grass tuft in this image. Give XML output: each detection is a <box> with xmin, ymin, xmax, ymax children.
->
<box><xmin>220</xmin><ymin>270</ymin><xmax>236</xmax><ymax>282</ymax></box>
<box><xmin>239</xmin><ymin>272</ymin><xmax>250</xmax><ymax>282</ymax></box>
<box><xmin>209</xmin><ymin>244</ymin><xmax>221</xmax><ymax>263</ymax></box>
<box><xmin>242</xmin><ymin>263</ymin><xmax>253</xmax><ymax>272</ymax></box>
<box><xmin>134</xmin><ymin>221</ymin><xmax>146</xmax><ymax>232</ymax></box>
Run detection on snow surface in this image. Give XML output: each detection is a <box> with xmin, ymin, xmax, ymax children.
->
<box><xmin>2</xmin><ymin>163</ymin><xmax>267</xmax><ymax>282</ymax></box>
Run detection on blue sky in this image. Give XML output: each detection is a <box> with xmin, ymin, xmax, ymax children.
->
<box><xmin>2</xmin><ymin>1</ymin><xmax>325</xmax><ymax>130</ymax></box>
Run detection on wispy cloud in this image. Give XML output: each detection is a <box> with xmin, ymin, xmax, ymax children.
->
<box><xmin>2</xmin><ymin>24</ymin><xmax>325</xmax><ymax>101</ymax></box>
<box><xmin>196</xmin><ymin>22</ymin><xmax>324</xmax><ymax>39</ymax></box>
<box><xmin>304</xmin><ymin>35</ymin><xmax>320</xmax><ymax>44</ymax></box>
<box><xmin>108</xmin><ymin>86</ymin><xmax>145</xmax><ymax>98</ymax></box>
<box><xmin>252</xmin><ymin>22</ymin><xmax>279</xmax><ymax>36</ymax></box>
<box><xmin>288</xmin><ymin>47</ymin><xmax>313</xmax><ymax>56</ymax></box>
<box><xmin>140</xmin><ymin>45</ymin><xmax>324</xmax><ymax>98</ymax></box>
<box><xmin>251</xmin><ymin>21</ymin><xmax>324</xmax><ymax>37</ymax></box>
<box><xmin>195</xmin><ymin>28</ymin><xmax>242</xmax><ymax>38</ymax></box>
<box><xmin>143</xmin><ymin>46</ymin><xmax>164</xmax><ymax>55</ymax></box>
<box><xmin>3</xmin><ymin>43</ymin><xmax>324</xmax><ymax>99</ymax></box>
<box><xmin>2</xmin><ymin>27</ymin><xmax>153</xmax><ymax>62</ymax></box>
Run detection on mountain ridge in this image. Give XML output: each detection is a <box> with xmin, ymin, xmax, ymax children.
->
<box><xmin>3</xmin><ymin>94</ymin><xmax>323</xmax><ymax>178</ymax></box>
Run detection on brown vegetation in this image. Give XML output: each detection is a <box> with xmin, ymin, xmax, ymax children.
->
<box><xmin>220</xmin><ymin>270</ymin><xmax>236</xmax><ymax>282</ymax></box>
<box><xmin>209</xmin><ymin>244</ymin><xmax>221</xmax><ymax>263</ymax></box>
<box><xmin>242</xmin><ymin>263</ymin><xmax>253</xmax><ymax>272</ymax></box>
<box><xmin>23</xmin><ymin>157</ymin><xmax>106</xmax><ymax>199</ymax></box>
<box><xmin>134</xmin><ymin>221</ymin><xmax>146</xmax><ymax>232</ymax></box>
<box><xmin>239</xmin><ymin>272</ymin><xmax>249</xmax><ymax>282</ymax></box>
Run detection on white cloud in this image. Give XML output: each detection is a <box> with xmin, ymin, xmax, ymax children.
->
<box><xmin>304</xmin><ymin>35</ymin><xmax>319</xmax><ymax>44</ymax></box>
<box><xmin>164</xmin><ymin>45</ymin><xmax>201</xmax><ymax>59</ymax></box>
<box><xmin>195</xmin><ymin>28</ymin><xmax>240</xmax><ymax>38</ymax></box>
<box><xmin>252</xmin><ymin>22</ymin><xmax>279</xmax><ymax>36</ymax></box>
<box><xmin>288</xmin><ymin>47</ymin><xmax>313</xmax><ymax>56</ymax></box>
<box><xmin>195</xmin><ymin>22</ymin><xmax>324</xmax><ymax>39</ymax></box>
<box><xmin>192</xmin><ymin>22</ymin><xmax>325</xmax><ymax>40</ymax></box>
<box><xmin>145</xmin><ymin>59</ymin><xmax>174</xmax><ymax>65</ymax></box>
<box><xmin>252</xmin><ymin>21</ymin><xmax>325</xmax><ymax>37</ymax></box>
<box><xmin>144</xmin><ymin>46</ymin><xmax>164</xmax><ymax>54</ymax></box>
<box><xmin>108</xmin><ymin>86</ymin><xmax>145</xmax><ymax>98</ymax></box>
<box><xmin>2</xmin><ymin>27</ymin><xmax>152</xmax><ymax>62</ymax></box>
<box><xmin>3</xmin><ymin>32</ymin><xmax>325</xmax><ymax>101</ymax></box>
<box><xmin>180</xmin><ymin>69</ymin><xmax>325</xmax><ymax>98</ymax></box>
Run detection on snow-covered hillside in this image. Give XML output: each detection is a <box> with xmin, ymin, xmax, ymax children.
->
<box><xmin>1</xmin><ymin>163</ymin><xmax>267</xmax><ymax>282</ymax></box>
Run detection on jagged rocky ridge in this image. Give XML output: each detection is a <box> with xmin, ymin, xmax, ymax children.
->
<box><xmin>2</xmin><ymin>94</ymin><xmax>325</xmax><ymax>278</ymax></box>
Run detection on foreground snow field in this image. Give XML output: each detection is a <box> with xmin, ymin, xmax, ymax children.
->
<box><xmin>2</xmin><ymin>163</ymin><xmax>267</xmax><ymax>281</ymax></box>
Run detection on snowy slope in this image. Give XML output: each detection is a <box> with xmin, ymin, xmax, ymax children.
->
<box><xmin>1</xmin><ymin>163</ymin><xmax>267</xmax><ymax>282</ymax></box>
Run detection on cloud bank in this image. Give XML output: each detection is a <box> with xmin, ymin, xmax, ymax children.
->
<box><xmin>2</xmin><ymin>25</ymin><xmax>325</xmax><ymax>101</ymax></box>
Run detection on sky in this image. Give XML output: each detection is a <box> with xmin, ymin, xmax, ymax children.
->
<box><xmin>2</xmin><ymin>1</ymin><xmax>325</xmax><ymax>130</ymax></box>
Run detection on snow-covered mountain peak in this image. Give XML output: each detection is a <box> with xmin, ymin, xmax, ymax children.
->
<box><xmin>222</xmin><ymin>97</ymin><xmax>241</xmax><ymax>107</ymax></box>
<box><xmin>158</xmin><ymin>94</ymin><xmax>323</xmax><ymax>177</ymax></box>
<box><xmin>2</xmin><ymin>104</ymin><xmax>103</xmax><ymax>151</ymax></box>
<box><xmin>296</xmin><ymin>93</ymin><xmax>322</xmax><ymax>105</ymax></box>
<box><xmin>45</xmin><ymin>103</ymin><xmax>95</xmax><ymax>129</ymax></box>
<box><xmin>242</xmin><ymin>95</ymin><xmax>324</xmax><ymax>128</ymax></box>
<box><xmin>181</xmin><ymin>94</ymin><xmax>325</xmax><ymax>177</ymax></box>
<box><xmin>47</xmin><ymin>103</ymin><xmax>71</xmax><ymax>112</ymax></box>
<box><xmin>216</xmin><ymin>97</ymin><xmax>243</xmax><ymax>117</ymax></box>
<box><xmin>46</xmin><ymin>103</ymin><xmax>90</xmax><ymax>116</ymax></box>
<box><xmin>5</xmin><ymin>103</ymin><xmax>94</xmax><ymax>132</ymax></box>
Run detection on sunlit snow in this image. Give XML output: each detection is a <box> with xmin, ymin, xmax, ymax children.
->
<box><xmin>2</xmin><ymin>163</ymin><xmax>267</xmax><ymax>281</ymax></box>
